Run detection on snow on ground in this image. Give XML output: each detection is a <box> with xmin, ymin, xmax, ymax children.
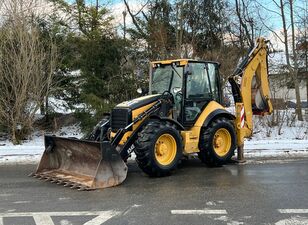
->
<box><xmin>0</xmin><ymin>125</ymin><xmax>82</xmax><ymax>165</ymax></box>
<box><xmin>35</xmin><ymin>97</ymin><xmax>87</xmax><ymax>115</ymax></box>
<box><xmin>1</xmin><ymin>124</ymin><xmax>308</xmax><ymax>165</ymax></box>
<box><xmin>1</xmin><ymin>107</ymin><xmax>308</xmax><ymax>165</ymax></box>
<box><xmin>245</xmin><ymin>140</ymin><xmax>308</xmax><ymax>157</ymax></box>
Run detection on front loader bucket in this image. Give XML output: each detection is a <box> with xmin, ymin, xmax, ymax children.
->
<box><xmin>30</xmin><ymin>135</ymin><xmax>127</xmax><ymax>190</ymax></box>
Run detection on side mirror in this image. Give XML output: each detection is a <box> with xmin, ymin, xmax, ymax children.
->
<box><xmin>184</xmin><ymin>64</ymin><xmax>192</xmax><ymax>76</ymax></box>
<box><xmin>137</xmin><ymin>88</ymin><xmax>143</xmax><ymax>94</ymax></box>
<box><xmin>137</xmin><ymin>87</ymin><xmax>148</xmax><ymax>95</ymax></box>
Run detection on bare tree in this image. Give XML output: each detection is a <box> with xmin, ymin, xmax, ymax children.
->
<box><xmin>256</xmin><ymin>0</ymin><xmax>303</xmax><ymax>120</ymax></box>
<box><xmin>0</xmin><ymin>0</ymin><xmax>56</xmax><ymax>144</ymax></box>
<box><xmin>297</xmin><ymin>0</ymin><xmax>308</xmax><ymax>105</ymax></box>
<box><xmin>280</xmin><ymin>0</ymin><xmax>303</xmax><ymax>120</ymax></box>
<box><xmin>234</xmin><ymin>0</ymin><xmax>254</xmax><ymax>48</ymax></box>
<box><xmin>175</xmin><ymin>0</ymin><xmax>184</xmax><ymax>58</ymax></box>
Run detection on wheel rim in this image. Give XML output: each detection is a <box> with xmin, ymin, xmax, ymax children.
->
<box><xmin>155</xmin><ymin>134</ymin><xmax>177</xmax><ymax>166</ymax></box>
<box><xmin>213</xmin><ymin>128</ymin><xmax>231</xmax><ymax>157</ymax></box>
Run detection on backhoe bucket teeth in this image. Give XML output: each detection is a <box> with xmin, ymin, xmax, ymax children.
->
<box><xmin>31</xmin><ymin>135</ymin><xmax>127</xmax><ymax>190</ymax></box>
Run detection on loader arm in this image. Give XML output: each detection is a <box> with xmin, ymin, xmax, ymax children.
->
<box><xmin>228</xmin><ymin>37</ymin><xmax>273</xmax><ymax>159</ymax></box>
<box><xmin>30</xmin><ymin>94</ymin><xmax>170</xmax><ymax>190</ymax></box>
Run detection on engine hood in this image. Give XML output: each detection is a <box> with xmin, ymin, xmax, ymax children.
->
<box><xmin>115</xmin><ymin>94</ymin><xmax>161</xmax><ymax>110</ymax></box>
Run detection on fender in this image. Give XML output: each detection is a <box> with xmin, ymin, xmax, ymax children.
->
<box><xmin>149</xmin><ymin>115</ymin><xmax>185</xmax><ymax>130</ymax></box>
<box><xmin>202</xmin><ymin>109</ymin><xmax>236</xmax><ymax>128</ymax></box>
<box><xmin>119</xmin><ymin>115</ymin><xmax>184</xmax><ymax>159</ymax></box>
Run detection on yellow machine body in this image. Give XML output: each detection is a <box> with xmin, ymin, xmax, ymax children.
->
<box><xmin>31</xmin><ymin>38</ymin><xmax>273</xmax><ymax>190</ymax></box>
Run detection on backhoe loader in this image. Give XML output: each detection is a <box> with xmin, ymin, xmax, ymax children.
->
<box><xmin>30</xmin><ymin>37</ymin><xmax>273</xmax><ymax>190</ymax></box>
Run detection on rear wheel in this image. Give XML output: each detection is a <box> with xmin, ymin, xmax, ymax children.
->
<box><xmin>198</xmin><ymin>117</ymin><xmax>236</xmax><ymax>166</ymax></box>
<box><xmin>134</xmin><ymin>120</ymin><xmax>183</xmax><ymax>177</ymax></box>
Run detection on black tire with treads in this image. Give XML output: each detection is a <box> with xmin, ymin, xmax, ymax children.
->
<box><xmin>198</xmin><ymin>117</ymin><xmax>236</xmax><ymax>166</ymax></box>
<box><xmin>134</xmin><ymin>120</ymin><xmax>183</xmax><ymax>177</ymax></box>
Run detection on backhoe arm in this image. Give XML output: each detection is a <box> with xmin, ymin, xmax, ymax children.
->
<box><xmin>229</xmin><ymin>37</ymin><xmax>273</xmax><ymax>160</ymax></box>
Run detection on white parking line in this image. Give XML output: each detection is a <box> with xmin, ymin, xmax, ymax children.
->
<box><xmin>0</xmin><ymin>210</ymin><xmax>120</xmax><ymax>225</ymax></box>
<box><xmin>0</xmin><ymin>211</ymin><xmax>118</xmax><ymax>217</ymax></box>
<box><xmin>84</xmin><ymin>213</ymin><xmax>119</xmax><ymax>225</ymax></box>
<box><xmin>171</xmin><ymin>209</ymin><xmax>228</xmax><ymax>215</ymax></box>
<box><xmin>278</xmin><ymin>209</ymin><xmax>308</xmax><ymax>214</ymax></box>
<box><xmin>33</xmin><ymin>215</ymin><xmax>54</xmax><ymax>225</ymax></box>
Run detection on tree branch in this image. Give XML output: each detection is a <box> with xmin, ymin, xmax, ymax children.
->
<box><xmin>123</xmin><ymin>0</ymin><xmax>147</xmax><ymax>37</ymax></box>
<box><xmin>235</xmin><ymin>0</ymin><xmax>253</xmax><ymax>47</ymax></box>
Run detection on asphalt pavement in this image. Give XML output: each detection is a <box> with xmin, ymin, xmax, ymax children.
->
<box><xmin>0</xmin><ymin>159</ymin><xmax>307</xmax><ymax>225</ymax></box>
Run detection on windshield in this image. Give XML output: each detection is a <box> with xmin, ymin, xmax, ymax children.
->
<box><xmin>151</xmin><ymin>65</ymin><xmax>183</xmax><ymax>94</ymax></box>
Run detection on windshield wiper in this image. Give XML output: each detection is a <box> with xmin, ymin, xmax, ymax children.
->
<box><xmin>168</xmin><ymin>70</ymin><xmax>174</xmax><ymax>92</ymax></box>
<box><xmin>171</xmin><ymin>64</ymin><xmax>181</xmax><ymax>78</ymax></box>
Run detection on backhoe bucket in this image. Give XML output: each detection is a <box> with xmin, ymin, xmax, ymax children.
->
<box><xmin>30</xmin><ymin>135</ymin><xmax>127</xmax><ymax>190</ymax></box>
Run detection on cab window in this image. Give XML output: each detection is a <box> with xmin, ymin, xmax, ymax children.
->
<box><xmin>186</xmin><ymin>63</ymin><xmax>211</xmax><ymax>98</ymax></box>
<box><xmin>184</xmin><ymin>62</ymin><xmax>220</xmax><ymax>123</ymax></box>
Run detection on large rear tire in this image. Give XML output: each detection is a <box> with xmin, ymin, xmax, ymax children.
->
<box><xmin>198</xmin><ymin>117</ymin><xmax>236</xmax><ymax>166</ymax></box>
<box><xmin>134</xmin><ymin>120</ymin><xmax>183</xmax><ymax>177</ymax></box>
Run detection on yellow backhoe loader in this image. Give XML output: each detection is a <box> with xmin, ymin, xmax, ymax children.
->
<box><xmin>30</xmin><ymin>37</ymin><xmax>273</xmax><ymax>190</ymax></box>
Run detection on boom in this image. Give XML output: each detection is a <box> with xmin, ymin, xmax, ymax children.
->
<box><xmin>229</xmin><ymin>37</ymin><xmax>273</xmax><ymax>160</ymax></box>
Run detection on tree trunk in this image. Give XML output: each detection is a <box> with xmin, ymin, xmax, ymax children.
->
<box><xmin>306</xmin><ymin>48</ymin><xmax>308</xmax><ymax>103</ymax></box>
<box><xmin>279</xmin><ymin>0</ymin><xmax>303</xmax><ymax>120</ymax></box>
<box><xmin>40</xmin><ymin>97</ymin><xmax>45</xmax><ymax>115</ymax></box>
<box><xmin>45</xmin><ymin>96</ymin><xmax>49</xmax><ymax>122</ymax></box>
<box><xmin>11</xmin><ymin>119</ymin><xmax>17</xmax><ymax>145</ymax></box>
<box><xmin>175</xmin><ymin>0</ymin><xmax>184</xmax><ymax>58</ymax></box>
<box><xmin>235</xmin><ymin>0</ymin><xmax>253</xmax><ymax>48</ymax></box>
<box><xmin>306</xmin><ymin>74</ymin><xmax>308</xmax><ymax>104</ymax></box>
<box><xmin>289</xmin><ymin>0</ymin><xmax>303</xmax><ymax>120</ymax></box>
<box><xmin>306</xmin><ymin>41</ymin><xmax>308</xmax><ymax>103</ymax></box>
<box><xmin>293</xmin><ymin>70</ymin><xmax>303</xmax><ymax>121</ymax></box>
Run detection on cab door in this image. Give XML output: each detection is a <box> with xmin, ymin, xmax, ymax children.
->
<box><xmin>182</xmin><ymin>62</ymin><xmax>221</xmax><ymax>127</ymax></box>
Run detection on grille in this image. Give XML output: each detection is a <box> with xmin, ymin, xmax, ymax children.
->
<box><xmin>111</xmin><ymin>108</ymin><xmax>132</xmax><ymax>132</ymax></box>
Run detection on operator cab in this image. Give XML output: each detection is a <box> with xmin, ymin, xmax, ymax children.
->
<box><xmin>150</xmin><ymin>59</ymin><xmax>222</xmax><ymax>127</ymax></box>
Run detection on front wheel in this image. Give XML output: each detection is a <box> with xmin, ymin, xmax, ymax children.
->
<box><xmin>198</xmin><ymin>117</ymin><xmax>236</xmax><ymax>166</ymax></box>
<box><xmin>134</xmin><ymin>120</ymin><xmax>183</xmax><ymax>177</ymax></box>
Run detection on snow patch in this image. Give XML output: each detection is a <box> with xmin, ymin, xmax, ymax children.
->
<box><xmin>60</xmin><ymin>220</ymin><xmax>73</xmax><ymax>225</ymax></box>
<box><xmin>0</xmin><ymin>125</ymin><xmax>83</xmax><ymax>165</ymax></box>
<box><xmin>206</xmin><ymin>201</ymin><xmax>216</xmax><ymax>206</ymax></box>
<box><xmin>1</xmin><ymin>111</ymin><xmax>308</xmax><ymax>165</ymax></box>
<box><xmin>275</xmin><ymin>216</ymin><xmax>308</xmax><ymax>225</ymax></box>
<box><xmin>213</xmin><ymin>215</ymin><xmax>244</xmax><ymax>225</ymax></box>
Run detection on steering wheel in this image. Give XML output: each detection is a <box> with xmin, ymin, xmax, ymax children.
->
<box><xmin>161</xmin><ymin>90</ymin><xmax>174</xmax><ymax>103</ymax></box>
